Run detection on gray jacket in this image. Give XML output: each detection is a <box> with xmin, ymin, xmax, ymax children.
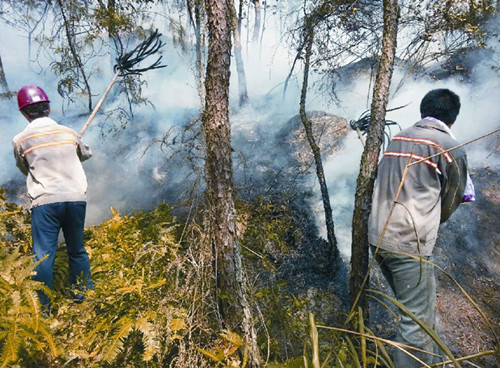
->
<box><xmin>13</xmin><ymin>117</ymin><xmax>92</xmax><ymax>208</ymax></box>
<box><xmin>368</xmin><ymin>118</ymin><xmax>468</xmax><ymax>256</ymax></box>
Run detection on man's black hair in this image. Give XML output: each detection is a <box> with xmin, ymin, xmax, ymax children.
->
<box><xmin>21</xmin><ymin>102</ymin><xmax>50</xmax><ymax>119</ymax></box>
<box><xmin>420</xmin><ymin>88</ymin><xmax>461</xmax><ymax>124</ymax></box>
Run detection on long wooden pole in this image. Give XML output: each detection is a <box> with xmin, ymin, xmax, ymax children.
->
<box><xmin>79</xmin><ymin>69</ymin><xmax>120</xmax><ymax>136</ymax></box>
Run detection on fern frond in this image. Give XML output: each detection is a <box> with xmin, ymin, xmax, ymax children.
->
<box><xmin>12</xmin><ymin>261</ymin><xmax>39</xmax><ymax>286</ymax></box>
<box><xmin>196</xmin><ymin>347</ymin><xmax>225</xmax><ymax>362</ymax></box>
<box><xmin>85</xmin><ymin>316</ymin><xmax>113</xmax><ymax>346</ymax></box>
<box><xmin>20</xmin><ymin>288</ymin><xmax>40</xmax><ymax>333</ymax></box>
<box><xmin>35</xmin><ymin>323</ymin><xmax>59</xmax><ymax>357</ymax></box>
<box><xmin>53</xmin><ymin>246</ymin><xmax>70</xmax><ymax>292</ymax></box>
<box><xmin>135</xmin><ymin>316</ymin><xmax>159</xmax><ymax>361</ymax></box>
<box><xmin>0</xmin><ymin>318</ymin><xmax>21</xmax><ymax>368</ymax></box>
<box><xmin>9</xmin><ymin>290</ymin><xmax>21</xmax><ymax>313</ymax></box>
<box><xmin>220</xmin><ymin>329</ymin><xmax>244</xmax><ymax>348</ymax></box>
<box><xmin>145</xmin><ymin>278</ymin><xmax>166</xmax><ymax>290</ymax></box>
<box><xmin>102</xmin><ymin>316</ymin><xmax>134</xmax><ymax>362</ymax></box>
<box><xmin>18</xmin><ymin>330</ymin><xmax>48</xmax><ymax>352</ymax></box>
<box><xmin>0</xmin><ymin>249</ymin><xmax>42</xmax><ymax>287</ymax></box>
<box><xmin>169</xmin><ymin>318</ymin><xmax>186</xmax><ymax>332</ymax></box>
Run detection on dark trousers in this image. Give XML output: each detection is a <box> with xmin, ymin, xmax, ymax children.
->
<box><xmin>31</xmin><ymin>201</ymin><xmax>93</xmax><ymax>305</ymax></box>
<box><xmin>371</xmin><ymin>246</ymin><xmax>442</xmax><ymax>367</ymax></box>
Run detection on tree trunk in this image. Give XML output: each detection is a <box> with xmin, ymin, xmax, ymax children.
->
<box><xmin>203</xmin><ymin>0</ymin><xmax>262</xmax><ymax>366</ymax></box>
<box><xmin>252</xmin><ymin>0</ymin><xmax>261</xmax><ymax>43</ymax></box>
<box><xmin>299</xmin><ymin>23</ymin><xmax>339</xmax><ymax>265</ymax></box>
<box><xmin>56</xmin><ymin>0</ymin><xmax>93</xmax><ymax>111</ymax></box>
<box><xmin>0</xmin><ymin>53</ymin><xmax>9</xmax><ymax>93</ymax></box>
<box><xmin>187</xmin><ymin>0</ymin><xmax>206</xmax><ymax>107</ymax></box>
<box><xmin>229</xmin><ymin>0</ymin><xmax>249</xmax><ymax>107</ymax></box>
<box><xmin>350</xmin><ymin>0</ymin><xmax>400</xmax><ymax>320</ymax></box>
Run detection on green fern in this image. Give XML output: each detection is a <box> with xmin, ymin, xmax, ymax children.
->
<box><xmin>43</xmin><ymin>204</ymin><xmax>185</xmax><ymax>367</ymax></box>
<box><xmin>135</xmin><ymin>315</ymin><xmax>159</xmax><ymax>361</ymax></box>
<box><xmin>0</xmin><ymin>247</ymin><xmax>57</xmax><ymax>367</ymax></box>
<box><xmin>102</xmin><ymin>316</ymin><xmax>135</xmax><ymax>362</ymax></box>
<box><xmin>52</xmin><ymin>246</ymin><xmax>71</xmax><ymax>293</ymax></box>
<box><xmin>0</xmin><ymin>189</ymin><xmax>31</xmax><ymax>252</ymax></box>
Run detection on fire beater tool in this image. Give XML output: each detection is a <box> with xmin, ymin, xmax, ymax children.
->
<box><xmin>79</xmin><ymin>29</ymin><xmax>166</xmax><ymax>136</ymax></box>
<box><xmin>350</xmin><ymin>104</ymin><xmax>407</xmax><ymax>148</ymax></box>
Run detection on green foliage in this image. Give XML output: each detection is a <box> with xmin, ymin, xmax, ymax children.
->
<box><xmin>0</xmin><ymin>191</ymin><xmax>196</xmax><ymax>367</ymax></box>
<box><xmin>2</xmin><ymin>190</ymin><xmax>494</xmax><ymax>367</ymax></box>
<box><xmin>32</xmin><ymin>0</ymin><xmax>158</xmax><ymax>109</ymax></box>
<box><xmin>47</xmin><ymin>204</ymin><xmax>187</xmax><ymax>367</ymax></box>
<box><xmin>236</xmin><ymin>196</ymin><xmax>314</xmax><ymax>363</ymax></box>
<box><xmin>0</xmin><ymin>246</ymin><xmax>56</xmax><ymax>368</ymax></box>
<box><xmin>93</xmin><ymin>3</ymin><xmax>135</xmax><ymax>36</ymax></box>
<box><xmin>424</xmin><ymin>0</ymin><xmax>494</xmax><ymax>35</ymax></box>
<box><xmin>238</xmin><ymin>196</ymin><xmax>300</xmax><ymax>271</ymax></box>
<box><xmin>169</xmin><ymin>18</ymin><xmax>190</xmax><ymax>53</ymax></box>
<box><xmin>0</xmin><ymin>191</ymin><xmax>50</xmax><ymax>367</ymax></box>
<box><xmin>197</xmin><ymin>329</ymin><xmax>246</xmax><ymax>367</ymax></box>
<box><xmin>0</xmin><ymin>188</ymin><xmax>31</xmax><ymax>252</ymax></box>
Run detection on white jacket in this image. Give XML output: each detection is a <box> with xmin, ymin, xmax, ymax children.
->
<box><xmin>12</xmin><ymin>117</ymin><xmax>92</xmax><ymax>208</ymax></box>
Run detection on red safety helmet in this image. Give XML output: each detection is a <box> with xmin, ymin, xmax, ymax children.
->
<box><xmin>17</xmin><ymin>85</ymin><xmax>50</xmax><ymax>110</ymax></box>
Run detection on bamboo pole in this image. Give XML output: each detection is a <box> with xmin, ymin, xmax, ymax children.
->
<box><xmin>356</xmin><ymin>127</ymin><xmax>366</xmax><ymax>146</ymax></box>
<box><xmin>79</xmin><ymin>70</ymin><xmax>120</xmax><ymax>136</ymax></box>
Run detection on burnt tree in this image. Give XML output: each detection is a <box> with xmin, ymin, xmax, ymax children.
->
<box><xmin>350</xmin><ymin>0</ymin><xmax>400</xmax><ymax>318</ymax></box>
<box><xmin>203</xmin><ymin>0</ymin><xmax>262</xmax><ymax>366</ymax></box>
<box><xmin>251</xmin><ymin>0</ymin><xmax>262</xmax><ymax>43</ymax></box>
<box><xmin>187</xmin><ymin>0</ymin><xmax>206</xmax><ymax>106</ymax></box>
<box><xmin>229</xmin><ymin>0</ymin><xmax>249</xmax><ymax>106</ymax></box>
<box><xmin>299</xmin><ymin>19</ymin><xmax>339</xmax><ymax>264</ymax></box>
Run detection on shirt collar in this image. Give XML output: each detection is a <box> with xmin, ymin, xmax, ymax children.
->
<box><xmin>27</xmin><ymin>116</ymin><xmax>57</xmax><ymax>127</ymax></box>
<box><xmin>421</xmin><ymin>116</ymin><xmax>457</xmax><ymax>140</ymax></box>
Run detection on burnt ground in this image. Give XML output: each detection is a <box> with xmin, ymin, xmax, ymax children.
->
<box><xmin>234</xmin><ymin>111</ymin><xmax>499</xmax><ymax>365</ymax></box>
<box><xmin>224</xmin><ymin>113</ymin><xmax>500</xmax><ymax>365</ymax></box>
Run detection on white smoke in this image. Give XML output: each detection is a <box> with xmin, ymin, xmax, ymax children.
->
<box><xmin>0</xmin><ymin>4</ymin><xmax>498</xmax><ymax>258</ymax></box>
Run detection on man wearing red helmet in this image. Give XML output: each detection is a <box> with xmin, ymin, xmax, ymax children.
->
<box><xmin>13</xmin><ymin>85</ymin><xmax>93</xmax><ymax>308</ymax></box>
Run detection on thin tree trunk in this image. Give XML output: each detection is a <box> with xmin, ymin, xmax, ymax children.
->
<box><xmin>229</xmin><ymin>0</ymin><xmax>249</xmax><ymax>107</ymax></box>
<box><xmin>299</xmin><ymin>22</ymin><xmax>339</xmax><ymax>264</ymax></box>
<box><xmin>350</xmin><ymin>0</ymin><xmax>400</xmax><ymax>320</ymax></box>
<box><xmin>187</xmin><ymin>0</ymin><xmax>206</xmax><ymax>107</ymax></box>
<box><xmin>56</xmin><ymin>0</ymin><xmax>93</xmax><ymax>111</ymax></box>
<box><xmin>238</xmin><ymin>0</ymin><xmax>243</xmax><ymax>35</ymax></box>
<box><xmin>107</xmin><ymin>0</ymin><xmax>121</xmax><ymax>67</ymax></box>
<box><xmin>252</xmin><ymin>0</ymin><xmax>261</xmax><ymax>43</ymax></box>
<box><xmin>203</xmin><ymin>0</ymin><xmax>262</xmax><ymax>366</ymax></box>
<box><xmin>259</xmin><ymin>0</ymin><xmax>267</xmax><ymax>58</ymax></box>
<box><xmin>0</xmin><ymin>53</ymin><xmax>9</xmax><ymax>93</ymax></box>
